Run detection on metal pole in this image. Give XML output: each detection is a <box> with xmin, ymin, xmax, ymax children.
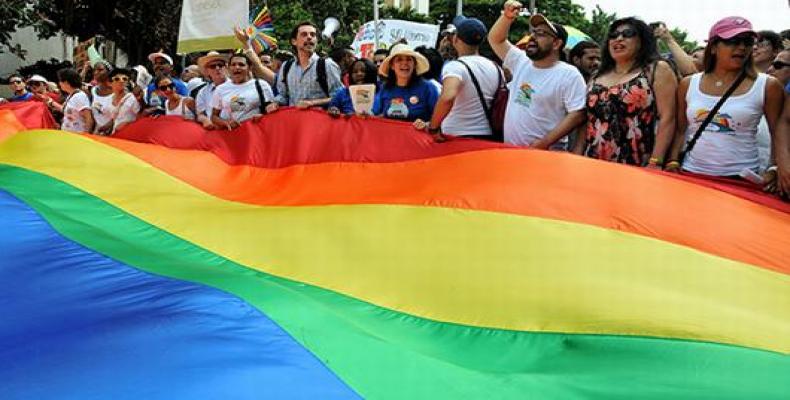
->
<box><xmin>374</xmin><ymin>0</ymin><xmax>380</xmax><ymax>51</ymax></box>
<box><xmin>529</xmin><ymin>0</ymin><xmax>536</xmax><ymax>13</ymax></box>
<box><xmin>456</xmin><ymin>0</ymin><xmax>462</xmax><ymax>16</ymax></box>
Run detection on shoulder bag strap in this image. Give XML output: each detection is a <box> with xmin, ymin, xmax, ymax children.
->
<box><xmin>679</xmin><ymin>69</ymin><xmax>748</xmax><ymax>164</ymax></box>
<box><xmin>457</xmin><ymin>59</ymin><xmax>492</xmax><ymax>121</ymax></box>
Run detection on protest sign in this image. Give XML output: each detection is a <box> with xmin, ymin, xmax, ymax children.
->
<box><xmin>352</xmin><ymin>19</ymin><xmax>439</xmax><ymax>59</ymax></box>
<box><xmin>177</xmin><ymin>0</ymin><xmax>249</xmax><ymax>54</ymax></box>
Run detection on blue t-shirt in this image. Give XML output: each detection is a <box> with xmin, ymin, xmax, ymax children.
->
<box><xmin>10</xmin><ymin>92</ymin><xmax>33</xmax><ymax>102</ymax></box>
<box><xmin>329</xmin><ymin>87</ymin><xmax>354</xmax><ymax>114</ymax></box>
<box><xmin>146</xmin><ymin>77</ymin><xmax>189</xmax><ymax>108</ymax></box>
<box><xmin>785</xmin><ymin>81</ymin><xmax>790</xmax><ymax>95</ymax></box>
<box><xmin>373</xmin><ymin>78</ymin><xmax>438</xmax><ymax>122</ymax></box>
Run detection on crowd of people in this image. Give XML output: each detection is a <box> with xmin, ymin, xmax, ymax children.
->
<box><xmin>1</xmin><ymin>0</ymin><xmax>789</xmax><ymax>198</ymax></box>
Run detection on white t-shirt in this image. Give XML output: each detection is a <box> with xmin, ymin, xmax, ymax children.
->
<box><xmin>91</xmin><ymin>88</ymin><xmax>114</xmax><ymax>133</ymax></box>
<box><xmin>62</xmin><ymin>91</ymin><xmax>91</xmax><ymax>133</ymax></box>
<box><xmin>211</xmin><ymin>79</ymin><xmax>274</xmax><ymax>123</ymax></box>
<box><xmin>683</xmin><ymin>73</ymin><xmax>766</xmax><ymax>176</ymax></box>
<box><xmin>196</xmin><ymin>80</ymin><xmax>226</xmax><ymax>119</ymax></box>
<box><xmin>441</xmin><ymin>56</ymin><xmax>500</xmax><ymax>136</ymax></box>
<box><xmin>503</xmin><ymin>47</ymin><xmax>586</xmax><ymax>148</ymax></box>
<box><xmin>112</xmin><ymin>93</ymin><xmax>140</xmax><ymax>133</ymax></box>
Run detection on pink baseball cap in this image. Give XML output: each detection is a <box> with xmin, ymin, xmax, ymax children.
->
<box><xmin>708</xmin><ymin>16</ymin><xmax>756</xmax><ymax>41</ymax></box>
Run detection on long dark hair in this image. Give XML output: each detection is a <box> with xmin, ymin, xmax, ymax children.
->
<box><xmin>597</xmin><ymin>17</ymin><xmax>659</xmax><ymax>77</ymax></box>
<box><xmin>348</xmin><ymin>59</ymin><xmax>378</xmax><ymax>85</ymax></box>
<box><xmin>703</xmin><ymin>38</ymin><xmax>758</xmax><ymax>79</ymax></box>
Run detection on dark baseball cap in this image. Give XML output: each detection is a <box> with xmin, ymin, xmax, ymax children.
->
<box><xmin>453</xmin><ymin>16</ymin><xmax>488</xmax><ymax>46</ymax></box>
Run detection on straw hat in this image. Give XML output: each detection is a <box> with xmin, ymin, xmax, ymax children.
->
<box><xmin>197</xmin><ymin>51</ymin><xmax>229</xmax><ymax>70</ymax></box>
<box><xmin>378</xmin><ymin>44</ymin><xmax>430</xmax><ymax>76</ymax></box>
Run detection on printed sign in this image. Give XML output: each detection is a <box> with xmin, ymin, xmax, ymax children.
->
<box><xmin>352</xmin><ymin>20</ymin><xmax>439</xmax><ymax>59</ymax></box>
<box><xmin>177</xmin><ymin>0</ymin><xmax>249</xmax><ymax>54</ymax></box>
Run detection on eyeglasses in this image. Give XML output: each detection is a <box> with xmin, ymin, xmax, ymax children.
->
<box><xmin>206</xmin><ymin>63</ymin><xmax>226</xmax><ymax>69</ymax></box>
<box><xmin>719</xmin><ymin>36</ymin><xmax>755</xmax><ymax>47</ymax></box>
<box><xmin>158</xmin><ymin>83</ymin><xmax>175</xmax><ymax>91</ymax></box>
<box><xmin>771</xmin><ymin>60</ymin><xmax>790</xmax><ymax>70</ymax></box>
<box><xmin>608</xmin><ymin>28</ymin><xmax>639</xmax><ymax>40</ymax></box>
<box><xmin>111</xmin><ymin>76</ymin><xmax>129</xmax><ymax>82</ymax></box>
<box><xmin>530</xmin><ymin>29</ymin><xmax>556</xmax><ymax>39</ymax></box>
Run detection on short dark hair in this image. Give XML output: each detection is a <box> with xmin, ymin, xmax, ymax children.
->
<box><xmin>374</xmin><ymin>49</ymin><xmax>390</xmax><ymax>57</ymax></box>
<box><xmin>757</xmin><ymin>30</ymin><xmax>782</xmax><ymax>51</ymax></box>
<box><xmin>781</xmin><ymin>29</ymin><xmax>790</xmax><ymax>41</ymax></box>
<box><xmin>9</xmin><ymin>74</ymin><xmax>23</xmax><ymax>82</ymax></box>
<box><xmin>569</xmin><ymin>41</ymin><xmax>600</xmax><ymax>63</ymax></box>
<box><xmin>56</xmin><ymin>68</ymin><xmax>82</xmax><ymax>88</ymax></box>
<box><xmin>273</xmin><ymin>50</ymin><xmax>294</xmax><ymax>62</ymax></box>
<box><xmin>154</xmin><ymin>73</ymin><xmax>175</xmax><ymax>87</ymax></box>
<box><xmin>229</xmin><ymin>51</ymin><xmax>251</xmax><ymax>66</ymax></box>
<box><xmin>290</xmin><ymin>22</ymin><xmax>318</xmax><ymax>41</ymax></box>
<box><xmin>597</xmin><ymin>17</ymin><xmax>659</xmax><ymax>77</ymax></box>
<box><xmin>330</xmin><ymin>47</ymin><xmax>355</xmax><ymax>64</ymax></box>
<box><xmin>347</xmin><ymin>59</ymin><xmax>378</xmax><ymax>85</ymax></box>
<box><xmin>414</xmin><ymin>46</ymin><xmax>443</xmax><ymax>82</ymax></box>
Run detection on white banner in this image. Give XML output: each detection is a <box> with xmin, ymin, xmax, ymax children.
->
<box><xmin>352</xmin><ymin>19</ymin><xmax>439</xmax><ymax>60</ymax></box>
<box><xmin>177</xmin><ymin>0</ymin><xmax>249</xmax><ymax>54</ymax></box>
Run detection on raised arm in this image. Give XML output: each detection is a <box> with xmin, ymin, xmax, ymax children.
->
<box><xmin>489</xmin><ymin>0</ymin><xmax>522</xmax><ymax>61</ymax></box>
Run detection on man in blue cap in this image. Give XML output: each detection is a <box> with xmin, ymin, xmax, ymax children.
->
<box><xmin>489</xmin><ymin>0</ymin><xmax>587</xmax><ymax>151</ymax></box>
<box><xmin>417</xmin><ymin>16</ymin><xmax>502</xmax><ymax>140</ymax></box>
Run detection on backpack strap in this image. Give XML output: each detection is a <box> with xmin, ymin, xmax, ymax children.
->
<box><xmin>282</xmin><ymin>59</ymin><xmax>294</xmax><ymax>104</ymax></box>
<box><xmin>679</xmin><ymin>69</ymin><xmax>748</xmax><ymax>165</ymax></box>
<box><xmin>253</xmin><ymin>79</ymin><xmax>270</xmax><ymax>114</ymax></box>
<box><xmin>317</xmin><ymin>57</ymin><xmax>329</xmax><ymax>97</ymax></box>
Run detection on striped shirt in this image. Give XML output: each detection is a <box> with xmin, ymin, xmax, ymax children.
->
<box><xmin>275</xmin><ymin>53</ymin><xmax>343</xmax><ymax>106</ymax></box>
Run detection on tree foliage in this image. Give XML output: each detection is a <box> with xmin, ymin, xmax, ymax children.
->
<box><xmin>0</xmin><ymin>0</ymin><xmax>37</xmax><ymax>58</ymax></box>
<box><xmin>5</xmin><ymin>0</ymin><xmax>699</xmax><ymax>66</ymax></box>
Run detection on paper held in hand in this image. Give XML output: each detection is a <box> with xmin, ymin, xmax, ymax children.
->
<box><xmin>350</xmin><ymin>84</ymin><xmax>376</xmax><ymax>115</ymax></box>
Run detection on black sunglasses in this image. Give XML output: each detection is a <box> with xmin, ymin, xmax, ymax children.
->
<box><xmin>719</xmin><ymin>36</ymin><xmax>755</xmax><ymax>47</ymax></box>
<box><xmin>608</xmin><ymin>28</ymin><xmax>638</xmax><ymax>40</ymax></box>
<box><xmin>158</xmin><ymin>83</ymin><xmax>175</xmax><ymax>91</ymax></box>
<box><xmin>771</xmin><ymin>60</ymin><xmax>789</xmax><ymax>70</ymax></box>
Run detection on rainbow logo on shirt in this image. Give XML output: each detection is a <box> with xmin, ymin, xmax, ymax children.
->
<box><xmin>516</xmin><ymin>82</ymin><xmax>535</xmax><ymax>107</ymax></box>
<box><xmin>694</xmin><ymin>109</ymin><xmax>735</xmax><ymax>132</ymax></box>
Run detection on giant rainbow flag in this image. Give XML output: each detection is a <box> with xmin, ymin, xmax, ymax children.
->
<box><xmin>1</xmin><ymin>102</ymin><xmax>788</xmax><ymax>399</ymax></box>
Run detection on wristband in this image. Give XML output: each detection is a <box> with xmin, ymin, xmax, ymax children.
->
<box><xmin>766</xmin><ymin>165</ymin><xmax>778</xmax><ymax>173</ymax></box>
<box><xmin>427</xmin><ymin>126</ymin><xmax>441</xmax><ymax>134</ymax></box>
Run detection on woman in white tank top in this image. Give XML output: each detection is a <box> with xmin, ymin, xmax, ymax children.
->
<box><xmin>668</xmin><ymin>17</ymin><xmax>784</xmax><ymax>181</ymax></box>
<box><xmin>155</xmin><ymin>75</ymin><xmax>196</xmax><ymax>120</ymax></box>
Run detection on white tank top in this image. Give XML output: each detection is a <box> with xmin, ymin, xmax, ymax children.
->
<box><xmin>683</xmin><ymin>73</ymin><xmax>767</xmax><ymax>176</ymax></box>
<box><xmin>165</xmin><ymin>97</ymin><xmax>196</xmax><ymax>120</ymax></box>
<box><xmin>91</xmin><ymin>86</ymin><xmax>115</xmax><ymax>132</ymax></box>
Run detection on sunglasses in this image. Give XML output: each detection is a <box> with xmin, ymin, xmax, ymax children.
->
<box><xmin>111</xmin><ymin>76</ymin><xmax>129</xmax><ymax>83</ymax></box>
<box><xmin>206</xmin><ymin>63</ymin><xmax>226</xmax><ymax>69</ymax></box>
<box><xmin>10</xmin><ymin>80</ymin><xmax>24</xmax><ymax>84</ymax></box>
<box><xmin>771</xmin><ymin>61</ymin><xmax>790</xmax><ymax>70</ymax></box>
<box><xmin>158</xmin><ymin>83</ymin><xmax>175</xmax><ymax>91</ymax></box>
<box><xmin>719</xmin><ymin>36</ymin><xmax>755</xmax><ymax>47</ymax></box>
<box><xmin>608</xmin><ymin>28</ymin><xmax>639</xmax><ymax>40</ymax></box>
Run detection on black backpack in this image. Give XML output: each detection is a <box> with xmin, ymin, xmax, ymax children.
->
<box><xmin>281</xmin><ymin>57</ymin><xmax>330</xmax><ymax>100</ymax></box>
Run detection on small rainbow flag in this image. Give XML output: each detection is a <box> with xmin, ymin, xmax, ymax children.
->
<box><xmin>245</xmin><ymin>5</ymin><xmax>277</xmax><ymax>53</ymax></box>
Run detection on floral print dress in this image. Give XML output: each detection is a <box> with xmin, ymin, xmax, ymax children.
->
<box><xmin>583</xmin><ymin>70</ymin><xmax>656</xmax><ymax>165</ymax></box>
